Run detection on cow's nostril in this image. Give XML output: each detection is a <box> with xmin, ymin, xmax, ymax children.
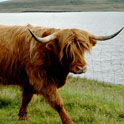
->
<box><xmin>76</xmin><ymin>66</ymin><xmax>80</xmax><ymax>70</ymax></box>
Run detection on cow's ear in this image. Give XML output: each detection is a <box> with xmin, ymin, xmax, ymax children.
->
<box><xmin>89</xmin><ymin>37</ymin><xmax>97</xmax><ymax>46</ymax></box>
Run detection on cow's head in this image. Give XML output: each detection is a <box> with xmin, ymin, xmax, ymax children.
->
<box><xmin>28</xmin><ymin>27</ymin><xmax>123</xmax><ymax>74</ymax></box>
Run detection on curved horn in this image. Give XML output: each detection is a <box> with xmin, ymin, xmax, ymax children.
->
<box><xmin>28</xmin><ymin>29</ymin><xmax>57</xmax><ymax>43</ymax></box>
<box><xmin>89</xmin><ymin>27</ymin><xmax>124</xmax><ymax>41</ymax></box>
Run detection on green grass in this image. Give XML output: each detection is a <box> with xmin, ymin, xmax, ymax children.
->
<box><xmin>0</xmin><ymin>76</ymin><xmax>124</xmax><ymax>124</ymax></box>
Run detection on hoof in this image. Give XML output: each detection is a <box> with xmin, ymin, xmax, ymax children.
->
<box><xmin>18</xmin><ymin>112</ymin><xmax>28</xmax><ymax>121</ymax></box>
<box><xmin>19</xmin><ymin>116</ymin><xmax>28</xmax><ymax>121</ymax></box>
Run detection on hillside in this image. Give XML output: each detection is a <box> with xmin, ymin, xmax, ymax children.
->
<box><xmin>0</xmin><ymin>0</ymin><xmax>124</xmax><ymax>12</ymax></box>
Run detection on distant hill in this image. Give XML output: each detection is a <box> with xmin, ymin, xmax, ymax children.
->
<box><xmin>0</xmin><ymin>0</ymin><xmax>124</xmax><ymax>12</ymax></box>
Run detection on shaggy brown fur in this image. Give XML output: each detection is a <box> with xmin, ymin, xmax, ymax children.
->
<box><xmin>0</xmin><ymin>24</ymin><xmax>96</xmax><ymax>124</ymax></box>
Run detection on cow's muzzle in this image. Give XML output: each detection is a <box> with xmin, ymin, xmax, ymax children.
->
<box><xmin>75</xmin><ymin>65</ymin><xmax>87</xmax><ymax>74</ymax></box>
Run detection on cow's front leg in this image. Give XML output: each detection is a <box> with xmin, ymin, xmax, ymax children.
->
<box><xmin>18</xmin><ymin>89</ymin><xmax>33</xmax><ymax>120</ymax></box>
<box><xmin>42</xmin><ymin>84</ymin><xmax>75</xmax><ymax>124</ymax></box>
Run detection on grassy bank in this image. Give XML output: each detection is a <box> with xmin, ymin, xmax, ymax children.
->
<box><xmin>0</xmin><ymin>76</ymin><xmax>124</xmax><ymax>124</ymax></box>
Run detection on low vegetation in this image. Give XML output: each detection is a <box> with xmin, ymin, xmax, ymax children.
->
<box><xmin>0</xmin><ymin>76</ymin><xmax>124</xmax><ymax>124</ymax></box>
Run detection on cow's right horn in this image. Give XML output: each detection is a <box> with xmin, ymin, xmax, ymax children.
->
<box><xmin>28</xmin><ymin>29</ymin><xmax>57</xmax><ymax>43</ymax></box>
<box><xmin>89</xmin><ymin>27</ymin><xmax>124</xmax><ymax>41</ymax></box>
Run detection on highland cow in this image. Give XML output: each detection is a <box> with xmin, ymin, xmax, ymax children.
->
<box><xmin>0</xmin><ymin>24</ymin><xmax>123</xmax><ymax>124</ymax></box>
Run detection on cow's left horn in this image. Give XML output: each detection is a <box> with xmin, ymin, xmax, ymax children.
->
<box><xmin>89</xmin><ymin>27</ymin><xmax>124</xmax><ymax>41</ymax></box>
<box><xmin>28</xmin><ymin>29</ymin><xmax>57</xmax><ymax>43</ymax></box>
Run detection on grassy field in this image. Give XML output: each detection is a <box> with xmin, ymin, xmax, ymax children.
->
<box><xmin>0</xmin><ymin>0</ymin><xmax>124</xmax><ymax>12</ymax></box>
<box><xmin>0</xmin><ymin>76</ymin><xmax>124</xmax><ymax>124</ymax></box>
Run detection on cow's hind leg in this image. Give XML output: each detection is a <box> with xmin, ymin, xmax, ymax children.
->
<box><xmin>18</xmin><ymin>89</ymin><xmax>33</xmax><ymax>120</ymax></box>
<box><xmin>42</xmin><ymin>84</ymin><xmax>75</xmax><ymax>124</ymax></box>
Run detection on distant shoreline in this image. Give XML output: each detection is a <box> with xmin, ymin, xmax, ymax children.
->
<box><xmin>22</xmin><ymin>10</ymin><xmax>124</xmax><ymax>13</ymax></box>
<box><xmin>0</xmin><ymin>0</ymin><xmax>124</xmax><ymax>12</ymax></box>
<box><xmin>1</xmin><ymin>10</ymin><xmax>124</xmax><ymax>13</ymax></box>
<box><xmin>22</xmin><ymin>10</ymin><xmax>81</xmax><ymax>13</ymax></box>
<box><xmin>0</xmin><ymin>9</ymin><xmax>124</xmax><ymax>13</ymax></box>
